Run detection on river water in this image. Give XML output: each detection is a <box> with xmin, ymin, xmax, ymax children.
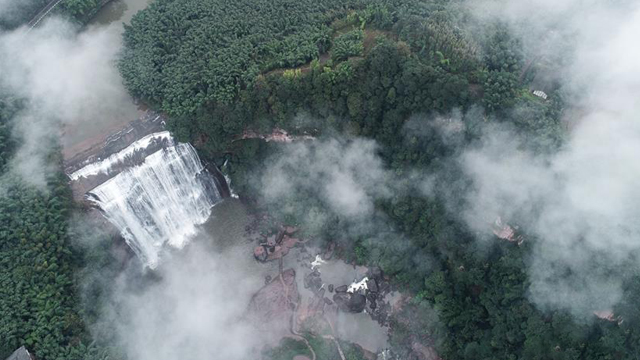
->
<box><xmin>61</xmin><ymin>0</ymin><xmax>152</xmax><ymax>155</ymax></box>
<box><xmin>90</xmin><ymin>0</ymin><xmax>152</xmax><ymax>26</ymax></box>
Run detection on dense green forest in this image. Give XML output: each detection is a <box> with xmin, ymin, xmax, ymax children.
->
<box><xmin>0</xmin><ymin>96</ymin><xmax>109</xmax><ymax>359</ymax></box>
<box><xmin>0</xmin><ymin>0</ymin><xmax>122</xmax><ymax>354</ymax></box>
<box><xmin>120</xmin><ymin>0</ymin><xmax>640</xmax><ymax>359</ymax></box>
<box><xmin>0</xmin><ymin>0</ymin><xmax>103</xmax><ymax>30</ymax></box>
<box><xmin>0</xmin><ymin>4</ymin><xmax>99</xmax><ymax>356</ymax></box>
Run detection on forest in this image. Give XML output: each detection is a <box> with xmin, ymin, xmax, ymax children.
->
<box><xmin>0</xmin><ymin>94</ymin><xmax>111</xmax><ymax>359</ymax></box>
<box><xmin>119</xmin><ymin>0</ymin><xmax>640</xmax><ymax>359</ymax></box>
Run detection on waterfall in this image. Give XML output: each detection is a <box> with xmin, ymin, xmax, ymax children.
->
<box><xmin>81</xmin><ymin>133</ymin><xmax>221</xmax><ymax>268</ymax></box>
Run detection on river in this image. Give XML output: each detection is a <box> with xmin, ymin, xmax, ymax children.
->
<box><xmin>61</xmin><ymin>0</ymin><xmax>152</xmax><ymax>157</ymax></box>
<box><xmin>89</xmin><ymin>0</ymin><xmax>152</xmax><ymax>27</ymax></box>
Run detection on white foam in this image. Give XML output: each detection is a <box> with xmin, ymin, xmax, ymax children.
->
<box><xmin>69</xmin><ymin>131</ymin><xmax>173</xmax><ymax>180</ymax></box>
<box><xmin>347</xmin><ymin>277</ymin><xmax>369</xmax><ymax>293</ymax></box>
<box><xmin>311</xmin><ymin>254</ymin><xmax>326</xmax><ymax>270</ymax></box>
<box><xmin>88</xmin><ymin>142</ymin><xmax>221</xmax><ymax>268</ymax></box>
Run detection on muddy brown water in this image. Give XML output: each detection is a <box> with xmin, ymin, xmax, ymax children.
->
<box><xmin>90</xmin><ymin>0</ymin><xmax>152</xmax><ymax>26</ymax></box>
<box><xmin>62</xmin><ymin>0</ymin><xmax>152</xmax><ymax>159</ymax></box>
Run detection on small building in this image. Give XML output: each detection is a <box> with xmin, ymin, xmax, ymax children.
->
<box><xmin>5</xmin><ymin>347</ymin><xmax>34</xmax><ymax>360</ymax></box>
<box><xmin>492</xmin><ymin>217</ymin><xmax>524</xmax><ymax>245</ymax></box>
<box><xmin>532</xmin><ymin>90</ymin><xmax>548</xmax><ymax>100</ymax></box>
<box><xmin>594</xmin><ymin>310</ymin><xmax>624</xmax><ymax>325</ymax></box>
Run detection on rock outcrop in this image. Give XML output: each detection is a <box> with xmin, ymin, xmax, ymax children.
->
<box><xmin>247</xmin><ymin>269</ymin><xmax>299</xmax><ymax>336</ymax></box>
<box><xmin>5</xmin><ymin>347</ymin><xmax>33</xmax><ymax>360</ymax></box>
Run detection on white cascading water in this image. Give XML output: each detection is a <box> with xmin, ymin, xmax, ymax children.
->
<box><xmin>80</xmin><ymin>132</ymin><xmax>221</xmax><ymax>268</ymax></box>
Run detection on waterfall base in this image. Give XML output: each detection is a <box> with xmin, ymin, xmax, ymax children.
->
<box><xmin>71</xmin><ymin>131</ymin><xmax>222</xmax><ymax>268</ymax></box>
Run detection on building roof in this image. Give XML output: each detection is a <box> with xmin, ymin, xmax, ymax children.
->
<box><xmin>492</xmin><ymin>217</ymin><xmax>524</xmax><ymax>245</ymax></box>
<box><xmin>5</xmin><ymin>347</ymin><xmax>32</xmax><ymax>360</ymax></box>
<box><xmin>532</xmin><ymin>90</ymin><xmax>548</xmax><ymax>100</ymax></box>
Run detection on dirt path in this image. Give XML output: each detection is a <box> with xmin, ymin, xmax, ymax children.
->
<box><xmin>281</xmin><ymin>257</ymin><xmax>317</xmax><ymax>360</ymax></box>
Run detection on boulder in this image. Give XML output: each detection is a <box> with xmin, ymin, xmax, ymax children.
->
<box><xmin>335</xmin><ymin>285</ymin><xmax>348</xmax><ymax>293</ymax></box>
<box><xmin>333</xmin><ymin>292</ymin><xmax>366</xmax><ymax>313</ymax></box>
<box><xmin>304</xmin><ymin>271</ymin><xmax>323</xmax><ymax>290</ymax></box>
<box><xmin>5</xmin><ymin>347</ymin><xmax>34</xmax><ymax>360</ymax></box>
<box><xmin>322</xmin><ymin>242</ymin><xmax>335</xmax><ymax>260</ymax></box>
<box><xmin>369</xmin><ymin>299</ymin><xmax>377</xmax><ymax>310</ymax></box>
<box><xmin>367</xmin><ymin>266</ymin><xmax>383</xmax><ymax>281</ymax></box>
<box><xmin>333</xmin><ymin>292</ymin><xmax>350</xmax><ymax>310</ymax></box>
<box><xmin>253</xmin><ymin>246</ymin><xmax>267</xmax><ymax>262</ymax></box>
<box><xmin>367</xmin><ymin>278</ymin><xmax>379</xmax><ymax>293</ymax></box>
<box><xmin>347</xmin><ymin>293</ymin><xmax>367</xmax><ymax>313</ymax></box>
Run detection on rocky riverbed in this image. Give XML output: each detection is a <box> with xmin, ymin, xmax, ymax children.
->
<box><xmin>241</xmin><ymin>210</ymin><xmax>408</xmax><ymax>358</ymax></box>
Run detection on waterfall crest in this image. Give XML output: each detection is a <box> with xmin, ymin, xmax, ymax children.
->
<box><xmin>85</xmin><ymin>134</ymin><xmax>221</xmax><ymax>268</ymax></box>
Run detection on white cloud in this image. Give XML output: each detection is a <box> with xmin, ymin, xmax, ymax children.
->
<box><xmin>457</xmin><ymin>0</ymin><xmax>640</xmax><ymax>316</ymax></box>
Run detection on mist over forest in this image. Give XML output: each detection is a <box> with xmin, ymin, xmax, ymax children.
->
<box><xmin>2</xmin><ymin>0</ymin><xmax>640</xmax><ymax>360</ymax></box>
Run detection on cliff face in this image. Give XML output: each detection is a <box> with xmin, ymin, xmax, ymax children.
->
<box><xmin>5</xmin><ymin>347</ymin><xmax>33</xmax><ymax>360</ymax></box>
<box><xmin>63</xmin><ymin>110</ymin><xmax>164</xmax><ymax>179</ymax></box>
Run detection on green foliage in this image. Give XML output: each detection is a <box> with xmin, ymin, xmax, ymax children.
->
<box><xmin>483</xmin><ymin>23</ymin><xmax>524</xmax><ymax>73</ymax></box>
<box><xmin>483</xmin><ymin>70</ymin><xmax>519</xmax><ymax>112</ymax></box>
<box><xmin>359</xmin><ymin>3</ymin><xmax>395</xmax><ymax>30</ymax></box>
<box><xmin>0</xmin><ymin>0</ymin><xmax>101</xmax><ymax>30</ymax></box>
<box><xmin>332</xmin><ymin>29</ymin><xmax>364</xmax><ymax>61</ymax></box>
<box><xmin>261</xmin><ymin>333</ymin><xmax>367</xmax><ymax>360</ymax></box>
<box><xmin>261</xmin><ymin>338</ymin><xmax>312</xmax><ymax>360</ymax></box>
<box><xmin>0</xmin><ymin>95</ymin><xmax>21</xmax><ymax>171</ymax></box>
<box><xmin>306</xmin><ymin>335</ymin><xmax>341</xmax><ymax>360</ymax></box>
<box><xmin>60</xmin><ymin>0</ymin><xmax>100</xmax><ymax>18</ymax></box>
<box><xmin>394</xmin><ymin>4</ymin><xmax>481</xmax><ymax>74</ymax></box>
<box><xmin>119</xmin><ymin>0</ymin><xmax>393</xmax><ymax>115</ymax></box>
<box><xmin>507</xmin><ymin>94</ymin><xmax>564</xmax><ymax>152</ymax></box>
<box><xmin>0</xmin><ymin>173</ymin><xmax>106</xmax><ymax>360</ymax></box>
<box><xmin>0</xmin><ymin>90</ymin><xmax>108</xmax><ymax>359</ymax></box>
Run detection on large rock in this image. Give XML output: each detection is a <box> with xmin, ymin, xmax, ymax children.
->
<box><xmin>254</xmin><ymin>245</ymin><xmax>268</xmax><ymax>262</ymax></box>
<box><xmin>333</xmin><ymin>292</ymin><xmax>367</xmax><ymax>313</ymax></box>
<box><xmin>247</xmin><ymin>269</ymin><xmax>299</xmax><ymax>335</ymax></box>
<box><xmin>367</xmin><ymin>278</ymin><xmax>379</xmax><ymax>293</ymax></box>
<box><xmin>5</xmin><ymin>347</ymin><xmax>33</xmax><ymax>360</ymax></box>
<box><xmin>367</xmin><ymin>266</ymin><xmax>383</xmax><ymax>281</ymax></box>
<box><xmin>348</xmin><ymin>293</ymin><xmax>367</xmax><ymax>313</ymax></box>
<box><xmin>335</xmin><ymin>285</ymin><xmax>348</xmax><ymax>293</ymax></box>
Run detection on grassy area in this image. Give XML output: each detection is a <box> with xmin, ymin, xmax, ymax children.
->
<box><xmin>262</xmin><ymin>338</ymin><xmax>313</xmax><ymax>360</ymax></box>
<box><xmin>262</xmin><ymin>334</ymin><xmax>369</xmax><ymax>360</ymax></box>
